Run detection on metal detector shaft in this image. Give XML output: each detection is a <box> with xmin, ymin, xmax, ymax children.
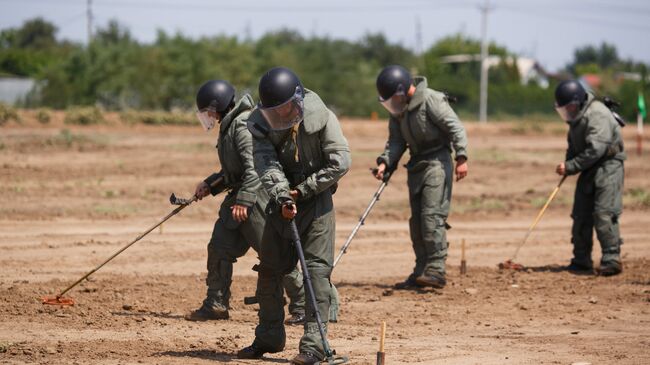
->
<box><xmin>289</xmin><ymin>219</ymin><xmax>334</xmax><ymax>360</ymax></box>
<box><xmin>55</xmin><ymin>195</ymin><xmax>197</xmax><ymax>299</ymax></box>
<box><xmin>333</xmin><ymin>167</ymin><xmax>396</xmax><ymax>268</ymax></box>
<box><xmin>510</xmin><ymin>175</ymin><xmax>567</xmax><ymax>261</ymax></box>
<box><xmin>333</xmin><ymin>180</ymin><xmax>388</xmax><ymax>268</ymax></box>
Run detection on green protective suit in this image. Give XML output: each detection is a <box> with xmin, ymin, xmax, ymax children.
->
<box><xmin>247</xmin><ymin>89</ymin><xmax>351</xmax><ymax>358</ymax></box>
<box><xmin>203</xmin><ymin>94</ymin><xmax>304</xmax><ymax>315</ymax></box>
<box><xmin>564</xmin><ymin>93</ymin><xmax>625</xmax><ymax>268</ymax></box>
<box><xmin>377</xmin><ymin>77</ymin><xmax>468</xmax><ymax>277</ymax></box>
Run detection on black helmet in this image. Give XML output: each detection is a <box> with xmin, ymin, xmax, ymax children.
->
<box><xmin>258</xmin><ymin>67</ymin><xmax>305</xmax><ymax>130</ymax></box>
<box><xmin>376</xmin><ymin>65</ymin><xmax>412</xmax><ymax>101</ymax></box>
<box><xmin>195</xmin><ymin>80</ymin><xmax>235</xmax><ymax>131</ymax></box>
<box><xmin>554</xmin><ymin>80</ymin><xmax>586</xmax><ymax>107</ymax></box>
<box><xmin>258</xmin><ymin>67</ymin><xmax>304</xmax><ymax>108</ymax></box>
<box><xmin>554</xmin><ymin>80</ymin><xmax>587</xmax><ymax>122</ymax></box>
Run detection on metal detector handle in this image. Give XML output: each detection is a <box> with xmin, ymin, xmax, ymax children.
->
<box><xmin>288</xmin><ymin>220</ymin><xmax>334</xmax><ymax>359</ymax></box>
<box><xmin>510</xmin><ymin>175</ymin><xmax>567</xmax><ymax>262</ymax></box>
<box><xmin>333</xmin><ymin>179</ymin><xmax>389</xmax><ymax>268</ymax></box>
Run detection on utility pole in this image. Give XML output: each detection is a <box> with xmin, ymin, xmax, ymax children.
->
<box><xmin>479</xmin><ymin>0</ymin><xmax>492</xmax><ymax>123</ymax></box>
<box><xmin>415</xmin><ymin>15</ymin><xmax>423</xmax><ymax>55</ymax></box>
<box><xmin>86</xmin><ymin>0</ymin><xmax>93</xmax><ymax>44</ymax></box>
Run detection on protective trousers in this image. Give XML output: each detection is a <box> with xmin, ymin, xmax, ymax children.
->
<box><xmin>407</xmin><ymin>152</ymin><xmax>453</xmax><ymax>277</ymax></box>
<box><xmin>205</xmin><ymin>197</ymin><xmax>304</xmax><ymax>313</ymax></box>
<box><xmin>253</xmin><ymin>193</ymin><xmax>335</xmax><ymax>359</ymax></box>
<box><xmin>571</xmin><ymin>159</ymin><xmax>624</xmax><ymax>268</ymax></box>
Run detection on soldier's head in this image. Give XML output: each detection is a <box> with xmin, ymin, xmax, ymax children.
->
<box><xmin>376</xmin><ymin>65</ymin><xmax>414</xmax><ymax>116</ymax></box>
<box><xmin>258</xmin><ymin>67</ymin><xmax>305</xmax><ymax>131</ymax></box>
<box><xmin>195</xmin><ymin>79</ymin><xmax>236</xmax><ymax>131</ymax></box>
<box><xmin>554</xmin><ymin>80</ymin><xmax>587</xmax><ymax>122</ymax></box>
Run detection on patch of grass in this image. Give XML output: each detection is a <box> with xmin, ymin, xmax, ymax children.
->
<box><xmin>510</xmin><ymin>121</ymin><xmax>544</xmax><ymax>135</ymax></box>
<box><xmin>120</xmin><ymin>110</ymin><xmax>195</xmax><ymax>126</ymax></box>
<box><xmin>64</xmin><ymin>106</ymin><xmax>105</xmax><ymax>125</ymax></box>
<box><xmin>624</xmin><ymin>188</ymin><xmax>650</xmax><ymax>208</ymax></box>
<box><xmin>453</xmin><ymin>197</ymin><xmax>506</xmax><ymax>214</ymax></box>
<box><xmin>472</xmin><ymin>148</ymin><xmax>511</xmax><ymax>163</ymax></box>
<box><xmin>0</xmin><ymin>342</ymin><xmax>12</xmax><ymax>353</ymax></box>
<box><xmin>0</xmin><ymin>102</ymin><xmax>21</xmax><ymax>125</ymax></box>
<box><xmin>36</xmin><ymin>108</ymin><xmax>52</xmax><ymax>124</ymax></box>
<box><xmin>92</xmin><ymin>203</ymin><xmax>138</xmax><ymax>217</ymax></box>
<box><xmin>103</xmin><ymin>190</ymin><xmax>117</xmax><ymax>198</ymax></box>
<box><xmin>530</xmin><ymin>195</ymin><xmax>570</xmax><ymax>208</ymax></box>
<box><xmin>45</xmin><ymin>129</ymin><xmax>108</xmax><ymax>149</ymax></box>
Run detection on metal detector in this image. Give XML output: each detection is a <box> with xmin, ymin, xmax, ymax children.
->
<box><xmin>288</xmin><ymin>218</ymin><xmax>348</xmax><ymax>365</ymax></box>
<box><xmin>499</xmin><ymin>175</ymin><xmax>568</xmax><ymax>270</ymax></box>
<box><xmin>42</xmin><ymin>193</ymin><xmax>198</xmax><ymax>305</ymax></box>
<box><xmin>333</xmin><ymin>166</ymin><xmax>396</xmax><ymax>268</ymax></box>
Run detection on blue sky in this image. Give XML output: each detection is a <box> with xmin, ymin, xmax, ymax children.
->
<box><xmin>1</xmin><ymin>0</ymin><xmax>648</xmax><ymax>71</ymax></box>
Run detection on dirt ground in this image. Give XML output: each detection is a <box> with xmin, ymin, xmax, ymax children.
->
<box><xmin>1</xmin><ymin>112</ymin><xmax>649</xmax><ymax>364</ymax></box>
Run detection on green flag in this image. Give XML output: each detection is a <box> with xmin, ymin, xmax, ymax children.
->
<box><xmin>639</xmin><ymin>92</ymin><xmax>647</xmax><ymax>119</ymax></box>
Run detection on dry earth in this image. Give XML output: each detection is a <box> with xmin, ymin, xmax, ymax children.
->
<box><xmin>1</xmin><ymin>112</ymin><xmax>649</xmax><ymax>364</ymax></box>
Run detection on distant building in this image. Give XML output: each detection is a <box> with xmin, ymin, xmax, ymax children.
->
<box><xmin>0</xmin><ymin>77</ymin><xmax>36</xmax><ymax>104</ymax></box>
<box><xmin>439</xmin><ymin>54</ymin><xmax>550</xmax><ymax>88</ymax></box>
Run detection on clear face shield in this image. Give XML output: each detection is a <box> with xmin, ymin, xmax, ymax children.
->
<box><xmin>259</xmin><ymin>87</ymin><xmax>304</xmax><ymax>131</ymax></box>
<box><xmin>379</xmin><ymin>84</ymin><xmax>408</xmax><ymax>117</ymax></box>
<box><xmin>195</xmin><ymin>106</ymin><xmax>221</xmax><ymax>131</ymax></box>
<box><xmin>554</xmin><ymin>101</ymin><xmax>581</xmax><ymax>122</ymax></box>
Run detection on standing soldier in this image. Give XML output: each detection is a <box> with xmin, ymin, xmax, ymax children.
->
<box><xmin>372</xmin><ymin>65</ymin><xmax>468</xmax><ymax>289</ymax></box>
<box><xmin>185</xmin><ymin>79</ymin><xmax>306</xmax><ymax>324</ymax></box>
<box><xmin>554</xmin><ymin>80</ymin><xmax>625</xmax><ymax>276</ymax></box>
<box><xmin>238</xmin><ymin>67</ymin><xmax>350</xmax><ymax>364</ymax></box>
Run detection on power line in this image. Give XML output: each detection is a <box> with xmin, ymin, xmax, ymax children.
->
<box><xmin>501</xmin><ymin>5</ymin><xmax>650</xmax><ymax>32</ymax></box>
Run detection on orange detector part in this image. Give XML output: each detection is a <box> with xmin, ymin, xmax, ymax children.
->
<box><xmin>42</xmin><ymin>296</ymin><xmax>75</xmax><ymax>306</ymax></box>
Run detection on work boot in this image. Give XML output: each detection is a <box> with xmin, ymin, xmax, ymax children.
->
<box><xmin>566</xmin><ymin>260</ymin><xmax>593</xmax><ymax>274</ymax></box>
<box><xmin>285</xmin><ymin>312</ymin><xmax>305</xmax><ymax>326</ymax></box>
<box><xmin>598</xmin><ymin>261</ymin><xmax>622</xmax><ymax>276</ymax></box>
<box><xmin>291</xmin><ymin>352</ymin><xmax>321</xmax><ymax>365</ymax></box>
<box><xmin>237</xmin><ymin>344</ymin><xmax>267</xmax><ymax>359</ymax></box>
<box><xmin>393</xmin><ymin>274</ymin><xmax>422</xmax><ymax>290</ymax></box>
<box><xmin>184</xmin><ymin>302</ymin><xmax>228</xmax><ymax>321</ymax></box>
<box><xmin>415</xmin><ymin>271</ymin><xmax>446</xmax><ymax>289</ymax></box>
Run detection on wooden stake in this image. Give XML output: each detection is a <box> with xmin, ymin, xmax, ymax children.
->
<box><xmin>460</xmin><ymin>238</ymin><xmax>467</xmax><ymax>275</ymax></box>
<box><xmin>376</xmin><ymin>321</ymin><xmax>386</xmax><ymax>365</ymax></box>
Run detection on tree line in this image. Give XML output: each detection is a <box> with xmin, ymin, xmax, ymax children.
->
<box><xmin>1</xmin><ymin>18</ymin><xmax>647</xmax><ymax>120</ymax></box>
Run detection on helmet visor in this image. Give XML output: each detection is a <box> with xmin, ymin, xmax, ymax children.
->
<box><xmin>259</xmin><ymin>87</ymin><xmax>304</xmax><ymax>130</ymax></box>
<box><xmin>378</xmin><ymin>85</ymin><xmax>408</xmax><ymax>116</ymax></box>
<box><xmin>554</xmin><ymin>101</ymin><xmax>580</xmax><ymax>122</ymax></box>
<box><xmin>195</xmin><ymin>107</ymin><xmax>220</xmax><ymax>131</ymax></box>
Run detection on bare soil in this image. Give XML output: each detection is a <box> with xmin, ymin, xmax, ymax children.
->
<box><xmin>1</xmin><ymin>113</ymin><xmax>649</xmax><ymax>364</ymax></box>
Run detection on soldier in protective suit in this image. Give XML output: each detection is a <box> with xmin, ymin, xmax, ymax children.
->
<box><xmin>185</xmin><ymin>79</ymin><xmax>306</xmax><ymax>323</ymax></box>
<box><xmin>554</xmin><ymin>80</ymin><xmax>625</xmax><ymax>276</ymax></box>
<box><xmin>237</xmin><ymin>67</ymin><xmax>350</xmax><ymax>365</ymax></box>
<box><xmin>372</xmin><ymin>65</ymin><xmax>469</xmax><ymax>289</ymax></box>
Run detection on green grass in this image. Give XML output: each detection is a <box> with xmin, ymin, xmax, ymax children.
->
<box><xmin>471</xmin><ymin>147</ymin><xmax>511</xmax><ymax>163</ymax></box>
<box><xmin>45</xmin><ymin>129</ymin><xmax>108</xmax><ymax>149</ymax></box>
<box><xmin>0</xmin><ymin>102</ymin><xmax>21</xmax><ymax>125</ymax></box>
<box><xmin>64</xmin><ymin>107</ymin><xmax>105</xmax><ymax>125</ymax></box>
<box><xmin>624</xmin><ymin>188</ymin><xmax>650</xmax><ymax>208</ymax></box>
<box><xmin>36</xmin><ymin>108</ymin><xmax>52</xmax><ymax>124</ymax></box>
<box><xmin>120</xmin><ymin>110</ymin><xmax>195</xmax><ymax>126</ymax></box>
<box><xmin>452</xmin><ymin>197</ymin><xmax>506</xmax><ymax>214</ymax></box>
<box><xmin>510</xmin><ymin>121</ymin><xmax>545</xmax><ymax>135</ymax></box>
